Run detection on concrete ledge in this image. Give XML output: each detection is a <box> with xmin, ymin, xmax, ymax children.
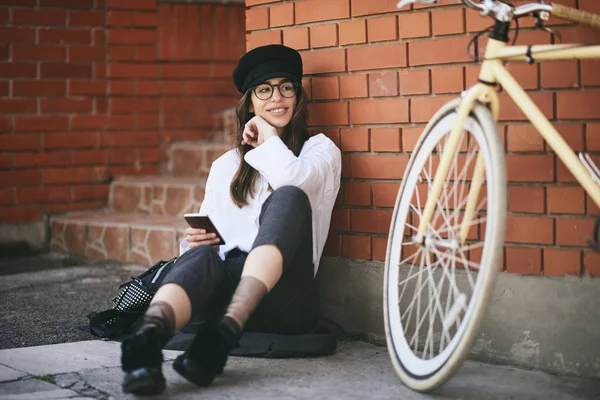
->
<box><xmin>0</xmin><ymin>222</ymin><xmax>46</xmax><ymax>251</ymax></box>
<box><xmin>316</xmin><ymin>256</ymin><xmax>600</xmax><ymax>379</ymax></box>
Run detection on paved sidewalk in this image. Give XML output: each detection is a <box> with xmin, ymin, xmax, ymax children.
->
<box><xmin>1</xmin><ymin>340</ymin><xmax>599</xmax><ymax>400</ymax></box>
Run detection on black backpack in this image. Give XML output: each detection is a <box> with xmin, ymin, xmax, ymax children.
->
<box><xmin>87</xmin><ymin>257</ymin><xmax>177</xmax><ymax>339</ymax></box>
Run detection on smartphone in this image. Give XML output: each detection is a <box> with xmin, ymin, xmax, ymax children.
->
<box><xmin>183</xmin><ymin>213</ymin><xmax>226</xmax><ymax>245</ymax></box>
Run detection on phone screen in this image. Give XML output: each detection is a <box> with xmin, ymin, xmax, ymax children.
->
<box><xmin>183</xmin><ymin>214</ymin><xmax>226</xmax><ymax>245</ymax></box>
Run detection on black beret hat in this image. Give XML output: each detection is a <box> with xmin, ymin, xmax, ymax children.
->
<box><xmin>233</xmin><ymin>44</ymin><xmax>303</xmax><ymax>94</ymax></box>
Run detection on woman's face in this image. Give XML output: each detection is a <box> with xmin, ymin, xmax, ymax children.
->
<box><xmin>249</xmin><ymin>77</ymin><xmax>297</xmax><ymax>134</ymax></box>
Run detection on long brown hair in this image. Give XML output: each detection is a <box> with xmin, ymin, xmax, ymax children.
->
<box><xmin>230</xmin><ymin>84</ymin><xmax>309</xmax><ymax>207</ymax></box>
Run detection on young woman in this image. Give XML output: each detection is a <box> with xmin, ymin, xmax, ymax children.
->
<box><xmin>120</xmin><ymin>44</ymin><xmax>342</xmax><ymax>395</ymax></box>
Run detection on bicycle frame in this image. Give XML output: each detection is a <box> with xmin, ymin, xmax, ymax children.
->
<box><xmin>414</xmin><ymin>39</ymin><xmax>600</xmax><ymax>245</ymax></box>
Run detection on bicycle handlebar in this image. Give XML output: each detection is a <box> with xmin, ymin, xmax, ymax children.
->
<box><xmin>550</xmin><ymin>3</ymin><xmax>600</xmax><ymax>30</ymax></box>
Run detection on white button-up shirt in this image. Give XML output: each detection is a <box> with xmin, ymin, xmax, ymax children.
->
<box><xmin>184</xmin><ymin>133</ymin><xmax>341</xmax><ymax>276</ymax></box>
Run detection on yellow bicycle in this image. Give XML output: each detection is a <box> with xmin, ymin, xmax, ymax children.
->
<box><xmin>384</xmin><ymin>0</ymin><xmax>600</xmax><ymax>392</ymax></box>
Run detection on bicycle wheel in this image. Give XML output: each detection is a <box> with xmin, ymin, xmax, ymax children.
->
<box><xmin>384</xmin><ymin>98</ymin><xmax>506</xmax><ymax>392</ymax></box>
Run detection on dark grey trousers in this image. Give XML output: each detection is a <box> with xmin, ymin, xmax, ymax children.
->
<box><xmin>161</xmin><ymin>186</ymin><xmax>318</xmax><ymax>334</ymax></box>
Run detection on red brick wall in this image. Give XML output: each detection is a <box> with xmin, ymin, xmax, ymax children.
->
<box><xmin>0</xmin><ymin>0</ymin><xmax>244</xmax><ymax>224</ymax></box>
<box><xmin>245</xmin><ymin>0</ymin><xmax>600</xmax><ymax>276</ymax></box>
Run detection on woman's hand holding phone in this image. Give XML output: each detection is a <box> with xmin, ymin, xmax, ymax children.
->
<box><xmin>185</xmin><ymin>227</ymin><xmax>221</xmax><ymax>249</ymax></box>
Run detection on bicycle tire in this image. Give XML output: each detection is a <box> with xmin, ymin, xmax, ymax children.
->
<box><xmin>384</xmin><ymin>98</ymin><xmax>506</xmax><ymax>392</ymax></box>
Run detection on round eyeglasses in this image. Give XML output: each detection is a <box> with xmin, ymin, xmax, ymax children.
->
<box><xmin>252</xmin><ymin>80</ymin><xmax>299</xmax><ymax>100</ymax></box>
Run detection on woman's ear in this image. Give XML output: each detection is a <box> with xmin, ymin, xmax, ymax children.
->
<box><xmin>249</xmin><ymin>104</ymin><xmax>254</xmax><ymax>113</ymax></box>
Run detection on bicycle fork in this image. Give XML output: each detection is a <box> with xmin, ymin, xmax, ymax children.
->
<box><xmin>414</xmin><ymin>82</ymin><xmax>499</xmax><ymax>248</ymax></box>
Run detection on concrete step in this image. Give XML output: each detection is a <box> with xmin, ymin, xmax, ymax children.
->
<box><xmin>110</xmin><ymin>175</ymin><xmax>205</xmax><ymax>216</ymax></box>
<box><xmin>49</xmin><ymin>210</ymin><xmax>187</xmax><ymax>265</ymax></box>
<box><xmin>169</xmin><ymin>141</ymin><xmax>232</xmax><ymax>177</ymax></box>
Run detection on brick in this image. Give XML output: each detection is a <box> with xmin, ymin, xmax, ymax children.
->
<box><xmin>339</xmin><ymin>19</ymin><xmax>366</xmax><ymax>46</ymax></box>
<box><xmin>547</xmin><ymin>186</ymin><xmax>585</xmax><ymax>215</ymax></box>
<box><xmin>133</xmin><ymin>12</ymin><xmax>156</xmax><ymax>27</ymax></box>
<box><xmin>108</xmin><ymin>28</ymin><xmax>156</xmax><ymax>45</ymax></box>
<box><xmin>330</xmin><ymin>208</ymin><xmax>350</xmax><ymax>231</ymax></box>
<box><xmin>368</xmin><ymin>15</ymin><xmax>397</xmax><ymax>42</ymax></box>
<box><xmin>247</xmin><ymin>30</ymin><xmax>282</xmax><ymax>51</ymax></box>
<box><xmin>246</xmin><ymin>7</ymin><xmax>269</xmax><ymax>31</ymax></box>
<box><xmin>340</xmin><ymin>75</ymin><xmax>368</xmax><ymax>99</ymax></box>
<box><xmin>410</xmin><ymin>95</ymin><xmax>453</xmax><ymax>123</ymax></box>
<box><xmin>543</xmin><ymin>248</ymin><xmax>581</xmax><ymax>276</ymax></box>
<box><xmin>541</xmin><ymin>60</ymin><xmax>578</xmax><ymax>89</ymax></box>
<box><xmin>352</xmin><ymin>209</ymin><xmax>392</xmax><ymax>234</ymax></box>
<box><xmin>110</xmin><ymin>98</ymin><xmax>159</xmax><ymax>113</ymax></box>
<box><xmin>39</xmin><ymin>28</ymin><xmax>91</xmax><ymax>44</ymax></box>
<box><xmin>0</xmin><ymin>170</ymin><xmax>40</xmax><ymax>187</ymax></box>
<box><xmin>69</xmin><ymin>80</ymin><xmax>104</xmax><ymax>96</ymax></box>
<box><xmin>0</xmin><ymin>81</ymin><xmax>8</xmax><ymax>96</ymax></box>
<box><xmin>12</xmin><ymin>9</ymin><xmax>66</xmax><ymax>26</ymax></box>
<box><xmin>373</xmin><ymin>182</ymin><xmax>399</xmax><ymax>207</ymax></box>
<box><xmin>42</xmin><ymin>166</ymin><xmax>108</xmax><ymax>185</ymax></box>
<box><xmin>369</xmin><ymin>72</ymin><xmax>398</xmax><ymax>97</ymax></box>
<box><xmin>13</xmin><ymin>44</ymin><xmax>66</xmax><ymax>61</ymax></box>
<box><xmin>0</xmin><ymin>117</ymin><xmax>11</xmax><ymax>133</ymax></box>
<box><xmin>0</xmin><ymin>98</ymin><xmax>36</xmax><ymax>114</ymax></box>
<box><xmin>581</xmin><ymin>59</ymin><xmax>600</xmax><ymax>87</ymax></box>
<box><xmin>350</xmin><ymin>155</ymin><xmax>408</xmax><ymax>179</ymax></box>
<box><xmin>0</xmin><ymin>62</ymin><xmax>36</xmax><ymax>78</ymax></box>
<box><xmin>0</xmin><ymin>8</ymin><xmax>6</xmax><ymax>24</ymax></box>
<box><xmin>587</xmin><ymin>123</ymin><xmax>600</xmax><ymax>151</ymax></box>
<box><xmin>465</xmin><ymin>7</ymin><xmax>488</xmax><ymax>32</ymax></box>
<box><xmin>409</xmin><ymin>36</ymin><xmax>471</xmax><ymax>66</ymax></box>
<box><xmin>71</xmin><ymin>114</ymin><xmax>107</xmax><ymax>131</ymax></box>
<box><xmin>302</xmin><ymin>49</ymin><xmax>346</xmax><ymax>74</ymax></box>
<box><xmin>505</xmin><ymin>215</ymin><xmax>553</xmax><ymax>245</ymax></box>
<box><xmin>341</xmin><ymin>128</ymin><xmax>369</xmax><ymax>152</ymax></box>
<box><xmin>399</xmin><ymin>12</ymin><xmax>430</xmax><ymax>39</ymax></box>
<box><xmin>295</xmin><ymin>0</ymin><xmax>349</xmax><ymax>24</ymax></box>
<box><xmin>0</xmin><ymin>189</ymin><xmax>13</xmax><ymax>206</ymax></box>
<box><xmin>342</xmin><ymin>234</ymin><xmax>371</xmax><ymax>259</ymax></box>
<box><xmin>110</xmin><ymin>63</ymin><xmax>159</xmax><ymax>78</ymax></box>
<box><xmin>323</xmin><ymin>234</ymin><xmax>341</xmax><ymax>257</ymax></box>
<box><xmin>583</xmin><ymin>251</ymin><xmax>600</xmax><ymax>277</ymax></box>
<box><xmin>109</xmin><ymin>46</ymin><xmax>134</xmax><ymax>61</ymax></box>
<box><xmin>39</xmin><ymin>0</ymin><xmax>92</xmax><ymax>7</ymax></box>
<box><xmin>505</xmin><ymin>247</ymin><xmax>542</xmax><ymax>275</ymax></box>
<box><xmin>0</xmin><ymin>44</ymin><xmax>7</xmax><ymax>60</ymax></box>
<box><xmin>93</xmin><ymin>28</ymin><xmax>105</xmax><ymax>46</ymax></box>
<box><xmin>69</xmin><ymin>46</ymin><xmax>105</xmax><ymax>62</ymax></box>
<box><xmin>15</xmin><ymin>116</ymin><xmax>68</xmax><ymax>132</ymax></box>
<box><xmin>506</xmin><ymin>124</ymin><xmax>544</xmax><ymax>152</ymax></box>
<box><xmin>312</xmin><ymin>76</ymin><xmax>339</xmax><ymax>100</ymax></box>
<box><xmin>108</xmin><ymin>10</ymin><xmax>132</xmax><ymax>26</ymax></box>
<box><xmin>0</xmin><ymin>205</ymin><xmax>41</xmax><ymax>223</ymax></box>
<box><xmin>344</xmin><ymin>181</ymin><xmax>371</xmax><ymax>206</ymax></box>
<box><xmin>0</xmin><ymin>134</ymin><xmax>41</xmax><ymax>151</ymax></box>
<box><xmin>41</xmin><ymin>98</ymin><xmax>93</xmax><ymax>113</ymax></box>
<box><xmin>0</xmin><ymin>27</ymin><xmax>36</xmax><ymax>43</ymax></box>
<box><xmin>107</xmin><ymin>0</ymin><xmax>155</xmax><ymax>10</ymax></box>
<box><xmin>41</xmin><ymin>63</ymin><xmax>92</xmax><ymax>78</ymax></box>
<box><xmin>371</xmin><ymin>128</ymin><xmax>400</xmax><ymax>152</ymax></box>
<box><xmin>499</xmin><ymin>92</ymin><xmax>553</xmax><ymax>122</ymax></box>
<box><xmin>556</xmin><ymin>217</ymin><xmax>594</xmax><ymax>246</ymax></box>
<box><xmin>270</xmin><ymin>2</ymin><xmax>294</xmax><ymax>28</ymax></box>
<box><xmin>43</xmin><ymin>132</ymin><xmax>97</xmax><ymax>149</ymax></box>
<box><xmin>14</xmin><ymin>151</ymin><xmax>71</xmax><ymax>168</ymax></box>
<box><xmin>69</xmin><ymin>10</ymin><xmax>105</xmax><ymax>26</ymax></box>
<box><xmin>557</xmin><ymin>91</ymin><xmax>600</xmax><ymax>120</ymax></box>
<box><xmin>350</xmin><ymin>98</ymin><xmax>408</xmax><ymax>124</ymax></box>
<box><xmin>399</xmin><ymin>69</ymin><xmax>430</xmax><ymax>95</ymax></box>
<box><xmin>432</xmin><ymin>8</ymin><xmax>464</xmax><ymax>36</ymax></box>
<box><xmin>307</xmin><ymin>102</ymin><xmax>348</xmax><ymax>126</ymax></box>
<box><xmin>310</xmin><ymin>24</ymin><xmax>338</xmax><ymax>49</ymax></box>
<box><xmin>70</xmin><ymin>149</ymin><xmax>108</xmax><ymax>165</ymax></box>
<box><xmin>431</xmin><ymin>66</ymin><xmax>463</xmax><ymax>94</ymax></box>
<box><xmin>351</xmin><ymin>0</ymin><xmax>402</xmax><ymax>17</ymax></box>
<box><xmin>557</xmin><ymin>123</ymin><xmax>584</xmax><ymax>152</ymax></box>
<box><xmin>506</xmin><ymin>155</ymin><xmax>554</xmax><ymax>183</ymax></box>
<box><xmin>71</xmin><ymin>184</ymin><xmax>110</xmax><ymax>200</ymax></box>
<box><xmin>348</xmin><ymin>43</ymin><xmax>406</xmax><ymax>71</ymax></box>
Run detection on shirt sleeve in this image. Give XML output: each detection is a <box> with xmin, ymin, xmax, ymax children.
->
<box><xmin>243</xmin><ymin>134</ymin><xmax>341</xmax><ymax>195</ymax></box>
<box><xmin>198</xmin><ymin>163</ymin><xmax>217</xmax><ymax>216</ymax></box>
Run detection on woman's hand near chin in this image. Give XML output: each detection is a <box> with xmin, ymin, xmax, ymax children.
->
<box><xmin>242</xmin><ymin>116</ymin><xmax>278</xmax><ymax>147</ymax></box>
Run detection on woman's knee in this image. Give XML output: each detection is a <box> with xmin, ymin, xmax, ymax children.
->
<box><xmin>265</xmin><ymin>185</ymin><xmax>311</xmax><ymax>217</ymax></box>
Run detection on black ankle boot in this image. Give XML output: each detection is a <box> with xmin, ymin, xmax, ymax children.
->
<box><xmin>121</xmin><ymin>328</ymin><xmax>166</xmax><ymax>395</ymax></box>
<box><xmin>172</xmin><ymin>318</ymin><xmax>241</xmax><ymax>387</ymax></box>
